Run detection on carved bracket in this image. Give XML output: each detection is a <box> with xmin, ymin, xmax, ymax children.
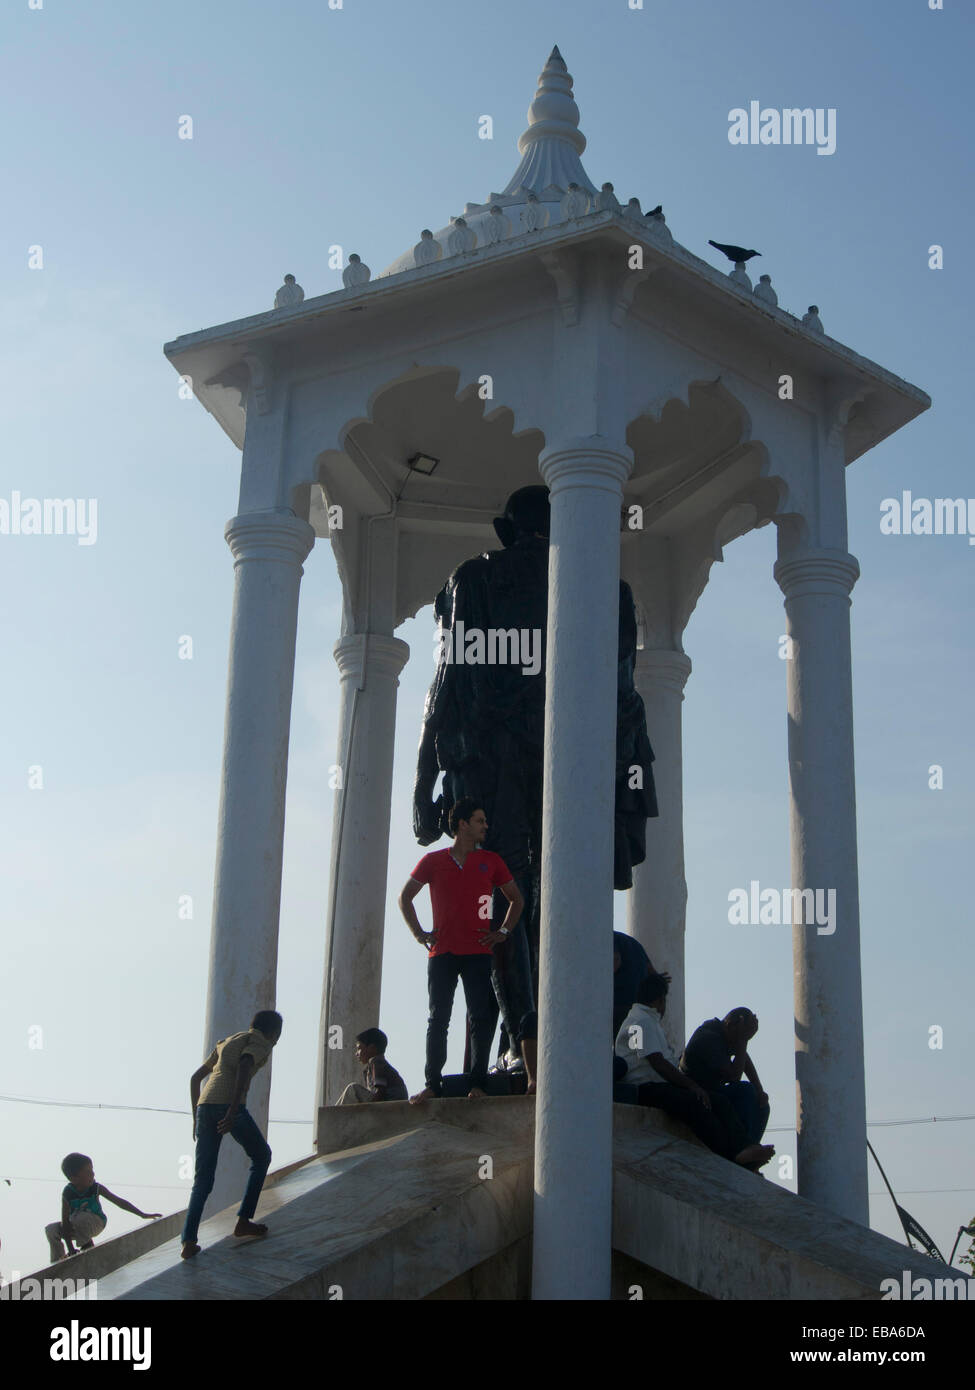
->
<box><xmin>540</xmin><ymin>249</ymin><xmax>580</xmax><ymax>326</ymax></box>
<box><xmin>611</xmin><ymin>264</ymin><xmax>658</xmax><ymax>326</ymax></box>
<box><xmin>241</xmin><ymin>348</ymin><xmax>272</xmax><ymax>415</ymax></box>
<box><xmin>825</xmin><ymin>378</ymin><xmax>868</xmax><ymax>450</ymax></box>
<box><xmin>205</xmin><ymin>346</ymin><xmax>274</xmax><ymax>416</ymax></box>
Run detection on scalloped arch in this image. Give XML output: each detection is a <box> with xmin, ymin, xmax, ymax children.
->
<box><xmin>635</xmin><ymin>375</ymin><xmax>753</xmax><ymax>440</ymax></box>
<box><xmin>333</xmin><ymin>363</ymin><xmax>541</xmax><ymax>467</ymax></box>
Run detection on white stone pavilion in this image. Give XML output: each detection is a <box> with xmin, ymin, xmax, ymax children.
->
<box><xmin>164</xmin><ymin>48</ymin><xmax>929</xmax><ymax>1299</ymax></box>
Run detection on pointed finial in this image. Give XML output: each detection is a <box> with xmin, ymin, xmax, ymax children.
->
<box><xmin>521</xmin><ymin>46</ymin><xmax>584</xmax><ymax>154</ymax></box>
<box><xmin>802</xmin><ymin>305</ymin><xmax>824</xmax><ymax>334</ymax></box>
<box><xmin>501</xmin><ymin>47</ymin><xmax>598</xmax><ymax>198</ymax></box>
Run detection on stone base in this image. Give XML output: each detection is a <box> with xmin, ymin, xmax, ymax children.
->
<box><xmin>15</xmin><ymin>1100</ymin><xmax>954</xmax><ymax>1301</ymax></box>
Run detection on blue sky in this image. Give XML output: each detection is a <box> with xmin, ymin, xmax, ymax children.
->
<box><xmin>2</xmin><ymin>0</ymin><xmax>973</xmax><ymax>1281</ymax></box>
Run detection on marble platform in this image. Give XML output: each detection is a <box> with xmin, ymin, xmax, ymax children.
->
<box><xmin>39</xmin><ymin>1098</ymin><xmax>950</xmax><ymax>1301</ymax></box>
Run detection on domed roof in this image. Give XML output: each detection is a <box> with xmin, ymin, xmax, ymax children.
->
<box><xmin>379</xmin><ymin>47</ymin><xmax>667</xmax><ymax>279</ymax></box>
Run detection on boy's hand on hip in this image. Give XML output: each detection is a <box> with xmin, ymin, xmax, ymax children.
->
<box><xmin>478</xmin><ymin>929</ymin><xmax>508</xmax><ymax>947</ymax></box>
<box><xmin>217</xmin><ymin>1107</ymin><xmax>238</xmax><ymax>1135</ymax></box>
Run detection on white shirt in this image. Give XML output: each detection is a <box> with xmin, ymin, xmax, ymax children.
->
<box><xmin>614</xmin><ymin>1003</ymin><xmax>678</xmax><ymax>1086</ymax></box>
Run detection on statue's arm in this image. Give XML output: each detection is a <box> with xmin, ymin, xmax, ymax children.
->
<box><xmin>618</xmin><ymin>581</ymin><xmax>638</xmax><ymax>669</ymax></box>
<box><xmin>412</xmin><ymin>580</ymin><xmax>455</xmax><ymax>844</ymax></box>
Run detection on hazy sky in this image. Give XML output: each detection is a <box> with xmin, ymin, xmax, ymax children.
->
<box><xmin>2</xmin><ymin>0</ymin><xmax>972</xmax><ymax>1281</ymax></box>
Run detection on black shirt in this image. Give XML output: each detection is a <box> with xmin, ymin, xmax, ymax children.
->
<box><xmin>680</xmin><ymin>1018</ymin><xmax>733</xmax><ymax>1090</ymax></box>
<box><xmin>612</xmin><ymin>931</ymin><xmax>651</xmax><ymax>1037</ymax></box>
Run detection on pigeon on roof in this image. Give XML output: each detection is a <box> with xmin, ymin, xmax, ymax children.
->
<box><xmin>708</xmin><ymin>240</ymin><xmax>761</xmax><ymax>264</ymax></box>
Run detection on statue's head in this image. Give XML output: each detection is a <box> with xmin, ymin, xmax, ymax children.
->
<box><xmin>493</xmin><ymin>485</ymin><xmax>551</xmax><ymax>548</ymax></box>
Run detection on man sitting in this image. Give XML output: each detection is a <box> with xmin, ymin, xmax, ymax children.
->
<box><xmin>680</xmin><ymin>1007</ymin><xmax>771</xmax><ymax>1144</ymax></box>
<box><xmin>615</xmin><ymin>974</ymin><xmax>774</xmax><ymax>1170</ymax></box>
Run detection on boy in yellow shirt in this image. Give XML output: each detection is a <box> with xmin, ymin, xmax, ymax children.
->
<box><xmin>181</xmin><ymin>1010</ymin><xmax>282</xmax><ymax>1260</ymax></box>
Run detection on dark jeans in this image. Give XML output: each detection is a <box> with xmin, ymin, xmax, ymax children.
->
<box><xmin>426</xmin><ymin>953</ymin><xmax>495</xmax><ymax>1094</ymax></box>
<box><xmin>441</xmin><ymin>1071</ymin><xmax>514</xmax><ymax>1097</ymax></box>
<box><xmin>181</xmin><ymin>1103</ymin><xmax>272</xmax><ymax>1246</ymax></box>
<box><xmin>721</xmin><ymin>1080</ymin><xmax>770</xmax><ymax>1144</ymax></box>
<box><xmin>637</xmin><ymin>1082</ymin><xmax>751</xmax><ymax>1160</ymax></box>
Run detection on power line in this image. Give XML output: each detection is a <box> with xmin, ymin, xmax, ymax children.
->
<box><xmin>0</xmin><ymin>1093</ymin><xmax>310</xmax><ymax>1124</ymax></box>
<box><xmin>2</xmin><ymin>1092</ymin><xmax>973</xmax><ymax>1134</ymax></box>
<box><xmin>870</xmin><ymin>1188</ymin><xmax>975</xmax><ymax>1197</ymax></box>
<box><xmin>0</xmin><ymin>1175</ymin><xmax>189</xmax><ymax>1191</ymax></box>
<box><xmin>4</xmin><ymin>1175</ymin><xmax>973</xmax><ymax>1198</ymax></box>
<box><xmin>767</xmin><ymin>1113</ymin><xmax>975</xmax><ymax>1133</ymax></box>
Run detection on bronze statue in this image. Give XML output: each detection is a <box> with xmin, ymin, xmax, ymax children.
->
<box><xmin>413</xmin><ymin>485</ymin><xmax>657</xmax><ymax>1061</ymax></box>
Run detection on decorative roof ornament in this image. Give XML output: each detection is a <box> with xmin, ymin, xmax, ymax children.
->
<box><xmin>484</xmin><ymin>205</ymin><xmax>511</xmax><ymax>244</ymax></box>
<box><xmin>560</xmin><ymin>183</ymin><xmax>590</xmax><ymax>220</ymax></box>
<box><xmin>729</xmin><ymin>263</ymin><xmax>753</xmax><ymax>290</ymax></box>
<box><xmin>413</xmin><ymin>229</ymin><xmax>442</xmax><ymax>267</ymax></box>
<box><xmin>521</xmin><ymin>190</ymin><xmax>549</xmax><ymax>232</ymax></box>
<box><xmin>753</xmin><ymin>273</ymin><xmax>778</xmax><ymax>306</ymax></box>
<box><xmin>447</xmin><ymin>217</ymin><xmax>477</xmax><ymax>257</ymax></box>
<box><xmin>342</xmin><ymin>254</ymin><xmax>371</xmax><ymax>288</ymax></box>
<box><xmin>595</xmin><ymin>182</ymin><xmax>621</xmax><ymax>214</ymax></box>
<box><xmin>274</xmin><ymin>273</ymin><xmax>304</xmax><ymax>309</ymax></box>
<box><xmin>802</xmin><ymin>304</ymin><xmax>824</xmax><ymax>334</ymax></box>
<box><xmin>378</xmin><ymin>47</ymin><xmax>677</xmax><ymax>277</ymax></box>
<box><xmin>501</xmin><ymin>46</ymin><xmax>598</xmax><ymax>197</ymax></box>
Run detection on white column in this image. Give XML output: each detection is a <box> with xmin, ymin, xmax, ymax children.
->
<box><xmin>774</xmin><ymin>548</ymin><xmax>868</xmax><ymax>1225</ymax></box>
<box><xmin>203</xmin><ymin>510</ymin><xmax>315</xmax><ymax>1212</ymax></box>
<box><xmin>532</xmin><ymin>436</ymin><xmax>632</xmax><ymax>1301</ymax></box>
<box><xmin>316</xmin><ymin>632</ymin><xmax>410</xmax><ymax>1105</ymax></box>
<box><xmin>627</xmin><ymin>648</ymin><xmax>692</xmax><ymax>1050</ymax></box>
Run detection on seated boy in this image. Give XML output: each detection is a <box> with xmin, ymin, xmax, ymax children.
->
<box><xmin>336</xmin><ymin>1028</ymin><xmax>409</xmax><ymax>1104</ymax></box>
<box><xmin>44</xmin><ymin>1152</ymin><xmax>161</xmax><ymax>1263</ymax></box>
<box><xmin>615</xmin><ymin>974</ymin><xmax>775</xmax><ymax>1171</ymax></box>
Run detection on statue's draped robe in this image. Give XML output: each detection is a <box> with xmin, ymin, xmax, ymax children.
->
<box><xmin>413</xmin><ymin>534</ymin><xmax>658</xmax><ymax>1054</ymax></box>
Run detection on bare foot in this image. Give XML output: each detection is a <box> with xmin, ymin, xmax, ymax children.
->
<box><xmin>525</xmin><ymin>1080</ymin><xmax>536</xmax><ymax>1095</ymax></box>
<box><xmin>409</xmin><ymin>1087</ymin><xmax>436</xmax><ymax>1105</ymax></box>
<box><xmin>734</xmin><ymin>1143</ymin><xmax>775</xmax><ymax>1169</ymax></box>
<box><xmin>181</xmin><ymin>1242</ymin><xmax>200</xmax><ymax>1260</ymax></box>
<box><xmin>467</xmin><ymin>1087</ymin><xmax>487</xmax><ymax>1099</ymax></box>
<box><xmin>233</xmin><ymin>1219</ymin><xmax>268</xmax><ymax>1239</ymax></box>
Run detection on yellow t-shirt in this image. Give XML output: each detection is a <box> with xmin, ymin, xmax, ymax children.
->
<box><xmin>199</xmin><ymin>1029</ymin><xmax>274</xmax><ymax>1106</ymax></box>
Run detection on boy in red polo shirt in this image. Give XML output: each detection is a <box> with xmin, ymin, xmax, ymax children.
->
<box><xmin>399</xmin><ymin>797</ymin><xmax>523</xmax><ymax>1100</ymax></box>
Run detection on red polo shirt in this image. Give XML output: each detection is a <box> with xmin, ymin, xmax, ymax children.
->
<box><xmin>410</xmin><ymin>848</ymin><xmax>514</xmax><ymax>956</ymax></box>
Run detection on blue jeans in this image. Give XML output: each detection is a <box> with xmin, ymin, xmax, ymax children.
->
<box><xmin>721</xmin><ymin>1081</ymin><xmax>770</xmax><ymax>1144</ymax></box>
<box><xmin>181</xmin><ymin>1103</ymin><xmax>272</xmax><ymax>1245</ymax></box>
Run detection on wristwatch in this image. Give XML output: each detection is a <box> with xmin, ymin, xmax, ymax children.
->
<box><xmin>498</xmin><ymin>926</ymin><xmax>510</xmax><ymax>936</ymax></box>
